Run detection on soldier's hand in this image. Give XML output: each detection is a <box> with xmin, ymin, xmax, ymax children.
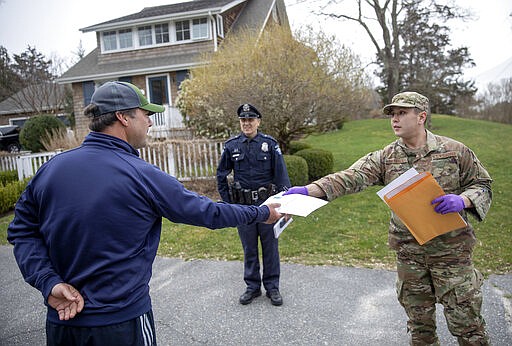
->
<box><xmin>264</xmin><ymin>203</ymin><xmax>282</xmax><ymax>224</ymax></box>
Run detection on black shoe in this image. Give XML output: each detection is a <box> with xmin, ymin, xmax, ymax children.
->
<box><xmin>239</xmin><ymin>289</ymin><xmax>262</xmax><ymax>305</ymax></box>
<box><xmin>266</xmin><ymin>290</ymin><xmax>283</xmax><ymax>306</ymax></box>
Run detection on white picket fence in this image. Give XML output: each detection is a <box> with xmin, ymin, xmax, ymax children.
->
<box><xmin>0</xmin><ymin>139</ymin><xmax>225</xmax><ymax>181</ymax></box>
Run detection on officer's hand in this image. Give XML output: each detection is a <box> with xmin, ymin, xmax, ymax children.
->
<box><xmin>283</xmin><ymin>186</ymin><xmax>308</xmax><ymax>196</ymax></box>
<box><xmin>264</xmin><ymin>203</ymin><xmax>282</xmax><ymax>224</ymax></box>
<box><xmin>431</xmin><ymin>194</ymin><xmax>465</xmax><ymax>214</ymax></box>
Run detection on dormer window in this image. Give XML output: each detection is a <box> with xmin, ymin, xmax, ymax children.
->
<box><xmin>155</xmin><ymin>23</ymin><xmax>169</xmax><ymax>44</ymax></box>
<box><xmin>175</xmin><ymin>21</ymin><xmax>190</xmax><ymax>41</ymax></box>
<box><xmin>100</xmin><ymin>16</ymin><xmax>210</xmax><ymax>52</ymax></box>
<box><xmin>103</xmin><ymin>31</ymin><xmax>117</xmax><ymax>51</ymax></box>
<box><xmin>192</xmin><ymin>18</ymin><xmax>208</xmax><ymax>39</ymax></box>
<box><xmin>119</xmin><ymin>29</ymin><xmax>133</xmax><ymax>49</ymax></box>
<box><xmin>138</xmin><ymin>26</ymin><xmax>153</xmax><ymax>46</ymax></box>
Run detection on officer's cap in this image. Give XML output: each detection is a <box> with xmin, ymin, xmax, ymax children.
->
<box><xmin>237</xmin><ymin>103</ymin><xmax>261</xmax><ymax>118</ymax></box>
<box><xmin>382</xmin><ymin>91</ymin><xmax>429</xmax><ymax>115</ymax></box>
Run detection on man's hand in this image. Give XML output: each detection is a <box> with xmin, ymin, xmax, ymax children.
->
<box><xmin>48</xmin><ymin>283</ymin><xmax>84</xmax><ymax>320</ymax></box>
<box><xmin>431</xmin><ymin>194</ymin><xmax>465</xmax><ymax>214</ymax></box>
<box><xmin>263</xmin><ymin>203</ymin><xmax>282</xmax><ymax>224</ymax></box>
<box><xmin>283</xmin><ymin>186</ymin><xmax>308</xmax><ymax>196</ymax></box>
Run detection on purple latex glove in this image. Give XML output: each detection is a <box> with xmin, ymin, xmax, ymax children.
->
<box><xmin>283</xmin><ymin>186</ymin><xmax>308</xmax><ymax>196</ymax></box>
<box><xmin>431</xmin><ymin>194</ymin><xmax>465</xmax><ymax>214</ymax></box>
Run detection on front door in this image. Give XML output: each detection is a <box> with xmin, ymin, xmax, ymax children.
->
<box><xmin>147</xmin><ymin>75</ymin><xmax>170</xmax><ymax>128</ymax></box>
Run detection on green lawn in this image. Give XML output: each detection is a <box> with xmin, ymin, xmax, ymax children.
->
<box><xmin>1</xmin><ymin>115</ymin><xmax>510</xmax><ymax>274</ymax></box>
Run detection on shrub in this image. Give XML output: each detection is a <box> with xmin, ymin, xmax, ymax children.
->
<box><xmin>0</xmin><ymin>178</ymin><xmax>30</xmax><ymax>214</ymax></box>
<box><xmin>288</xmin><ymin>141</ymin><xmax>312</xmax><ymax>155</ymax></box>
<box><xmin>40</xmin><ymin>128</ymin><xmax>81</xmax><ymax>152</ymax></box>
<box><xmin>20</xmin><ymin>115</ymin><xmax>65</xmax><ymax>152</ymax></box>
<box><xmin>0</xmin><ymin>170</ymin><xmax>18</xmax><ymax>185</ymax></box>
<box><xmin>294</xmin><ymin>148</ymin><xmax>334</xmax><ymax>181</ymax></box>
<box><xmin>283</xmin><ymin>154</ymin><xmax>308</xmax><ymax>186</ymax></box>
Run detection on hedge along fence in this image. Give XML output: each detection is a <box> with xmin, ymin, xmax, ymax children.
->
<box><xmin>0</xmin><ymin>173</ymin><xmax>30</xmax><ymax>214</ymax></box>
<box><xmin>294</xmin><ymin>148</ymin><xmax>335</xmax><ymax>181</ymax></box>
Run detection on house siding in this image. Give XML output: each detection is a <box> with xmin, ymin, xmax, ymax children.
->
<box><xmin>60</xmin><ymin>0</ymin><xmax>290</xmax><ymax>141</ymax></box>
<box><xmin>96</xmin><ymin>40</ymin><xmax>214</xmax><ymax>65</ymax></box>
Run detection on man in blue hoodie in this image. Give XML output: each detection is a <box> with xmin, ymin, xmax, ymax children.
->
<box><xmin>7</xmin><ymin>81</ymin><xmax>282</xmax><ymax>346</ymax></box>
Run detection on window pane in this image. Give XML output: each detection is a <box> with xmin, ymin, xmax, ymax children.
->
<box><xmin>149</xmin><ymin>77</ymin><xmax>168</xmax><ymax>105</ymax></box>
<box><xmin>192</xmin><ymin>18</ymin><xmax>208</xmax><ymax>39</ymax></box>
<box><xmin>175</xmin><ymin>20</ymin><xmax>190</xmax><ymax>41</ymax></box>
<box><xmin>102</xmin><ymin>31</ymin><xmax>117</xmax><ymax>51</ymax></box>
<box><xmin>82</xmin><ymin>81</ymin><xmax>95</xmax><ymax>105</ymax></box>
<box><xmin>119</xmin><ymin>29</ymin><xmax>133</xmax><ymax>49</ymax></box>
<box><xmin>138</xmin><ymin>26</ymin><xmax>153</xmax><ymax>46</ymax></box>
<box><xmin>155</xmin><ymin>23</ymin><xmax>169</xmax><ymax>44</ymax></box>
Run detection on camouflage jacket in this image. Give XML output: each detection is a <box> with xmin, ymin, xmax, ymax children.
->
<box><xmin>312</xmin><ymin>130</ymin><xmax>493</xmax><ymax>253</ymax></box>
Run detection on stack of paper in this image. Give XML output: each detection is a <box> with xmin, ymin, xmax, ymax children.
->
<box><xmin>261</xmin><ymin>192</ymin><xmax>328</xmax><ymax>238</ymax></box>
<box><xmin>377</xmin><ymin>168</ymin><xmax>467</xmax><ymax>245</ymax></box>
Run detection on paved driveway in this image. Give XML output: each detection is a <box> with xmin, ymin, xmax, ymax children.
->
<box><xmin>1</xmin><ymin>245</ymin><xmax>511</xmax><ymax>345</ymax></box>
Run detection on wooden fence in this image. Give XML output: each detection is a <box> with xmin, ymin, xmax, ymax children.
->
<box><xmin>0</xmin><ymin>139</ymin><xmax>225</xmax><ymax>181</ymax></box>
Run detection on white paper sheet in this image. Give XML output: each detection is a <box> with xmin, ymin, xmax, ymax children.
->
<box><xmin>376</xmin><ymin>167</ymin><xmax>418</xmax><ymax>202</ymax></box>
<box><xmin>261</xmin><ymin>192</ymin><xmax>328</xmax><ymax>217</ymax></box>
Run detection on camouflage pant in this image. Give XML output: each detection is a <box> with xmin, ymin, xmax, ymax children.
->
<box><xmin>396</xmin><ymin>249</ymin><xmax>490</xmax><ymax>346</ymax></box>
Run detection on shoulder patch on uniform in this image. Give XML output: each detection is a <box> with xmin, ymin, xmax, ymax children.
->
<box><xmin>225</xmin><ymin>135</ymin><xmax>241</xmax><ymax>144</ymax></box>
<box><xmin>261</xmin><ymin>133</ymin><xmax>277</xmax><ymax>143</ymax></box>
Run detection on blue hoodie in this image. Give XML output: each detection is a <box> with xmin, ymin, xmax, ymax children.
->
<box><xmin>7</xmin><ymin>132</ymin><xmax>270</xmax><ymax>327</ymax></box>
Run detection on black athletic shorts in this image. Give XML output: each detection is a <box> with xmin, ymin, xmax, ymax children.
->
<box><xmin>46</xmin><ymin>310</ymin><xmax>156</xmax><ymax>346</ymax></box>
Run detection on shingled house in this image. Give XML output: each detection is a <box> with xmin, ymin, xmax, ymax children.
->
<box><xmin>58</xmin><ymin>0</ymin><xmax>290</xmax><ymax>139</ymax></box>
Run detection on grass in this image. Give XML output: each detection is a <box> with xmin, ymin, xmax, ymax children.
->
<box><xmin>1</xmin><ymin>115</ymin><xmax>510</xmax><ymax>274</ymax></box>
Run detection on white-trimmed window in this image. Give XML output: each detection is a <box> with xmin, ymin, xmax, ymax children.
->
<box><xmin>102</xmin><ymin>31</ymin><xmax>117</xmax><ymax>51</ymax></box>
<box><xmin>155</xmin><ymin>23</ymin><xmax>169</xmax><ymax>44</ymax></box>
<box><xmin>216</xmin><ymin>15</ymin><xmax>224</xmax><ymax>38</ymax></box>
<box><xmin>175</xmin><ymin>20</ymin><xmax>190</xmax><ymax>41</ymax></box>
<box><xmin>99</xmin><ymin>17</ymin><xmax>209</xmax><ymax>52</ymax></box>
<box><xmin>138</xmin><ymin>26</ymin><xmax>153</xmax><ymax>46</ymax></box>
<box><xmin>119</xmin><ymin>29</ymin><xmax>133</xmax><ymax>49</ymax></box>
<box><xmin>192</xmin><ymin>18</ymin><xmax>208</xmax><ymax>39</ymax></box>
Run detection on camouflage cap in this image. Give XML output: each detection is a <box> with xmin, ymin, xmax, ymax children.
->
<box><xmin>382</xmin><ymin>91</ymin><xmax>429</xmax><ymax>115</ymax></box>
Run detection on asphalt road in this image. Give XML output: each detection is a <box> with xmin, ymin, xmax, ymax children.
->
<box><xmin>1</xmin><ymin>245</ymin><xmax>511</xmax><ymax>345</ymax></box>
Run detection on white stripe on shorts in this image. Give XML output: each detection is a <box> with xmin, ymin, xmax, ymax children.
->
<box><xmin>139</xmin><ymin>312</ymin><xmax>154</xmax><ymax>346</ymax></box>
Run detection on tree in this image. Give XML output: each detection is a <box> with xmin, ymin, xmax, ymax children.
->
<box><xmin>395</xmin><ymin>1</ymin><xmax>476</xmax><ymax>115</ymax></box>
<box><xmin>3</xmin><ymin>46</ymin><xmax>70</xmax><ymax>116</ymax></box>
<box><xmin>0</xmin><ymin>46</ymin><xmax>22</xmax><ymax>102</ymax></box>
<box><xmin>476</xmin><ymin>78</ymin><xmax>512</xmax><ymax>124</ymax></box>
<box><xmin>176</xmin><ymin>25</ymin><xmax>372</xmax><ymax>152</ymax></box>
<box><xmin>316</xmin><ymin>0</ymin><xmax>472</xmax><ymax>105</ymax></box>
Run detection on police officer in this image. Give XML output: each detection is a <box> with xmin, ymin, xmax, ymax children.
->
<box><xmin>284</xmin><ymin>92</ymin><xmax>492</xmax><ymax>344</ymax></box>
<box><xmin>217</xmin><ymin>103</ymin><xmax>291</xmax><ymax>306</ymax></box>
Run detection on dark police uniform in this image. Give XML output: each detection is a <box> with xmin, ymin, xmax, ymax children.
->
<box><xmin>216</xmin><ymin>104</ymin><xmax>290</xmax><ymax>299</ymax></box>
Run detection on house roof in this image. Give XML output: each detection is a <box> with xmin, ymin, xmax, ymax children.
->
<box><xmin>81</xmin><ymin>0</ymin><xmax>243</xmax><ymax>32</ymax></box>
<box><xmin>0</xmin><ymin>84</ymin><xmax>68</xmax><ymax>116</ymax></box>
<box><xmin>58</xmin><ymin>47</ymin><xmax>205</xmax><ymax>83</ymax></box>
<box><xmin>58</xmin><ymin>0</ymin><xmax>289</xmax><ymax>84</ymax></box>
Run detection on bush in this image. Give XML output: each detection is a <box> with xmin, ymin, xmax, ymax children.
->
<box><xmin>283</xmin><ymin>154</ymin><xmax>308</xmax><ymax>186</ymax></box>
<box><xmin>0</xmin><ymin>178</ymin><xmax>30</xmax><ymax>214</ymax></box>
<box><xmin>20</xmin><ymin>115</ymin><xmax>65</xmax><ymax>152</ymax></box>
<box><xmin>294</xmin><ymin>148</ymin><xmax>334</xmax><ymax>181</ymax></box>
<box><xmin>288</xmin><ymin>141</ymin><xmax>312</xmax><ymax>155</ymax></box>
<box><xmin>0</xmin><ymin>170</ymin><xmax>18</xmax><ymax>185</ymax></box>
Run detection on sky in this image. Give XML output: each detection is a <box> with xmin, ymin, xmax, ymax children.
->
<box><xmin>0</xmin><ymin>0</ymin><xmax>511</xmax><ymax>84</ymax></box>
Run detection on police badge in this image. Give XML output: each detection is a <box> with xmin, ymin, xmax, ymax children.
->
<box><xmin>261</xmin><ymin>142</ymin><xmax>269</xmax><ymax>152</ymax></box>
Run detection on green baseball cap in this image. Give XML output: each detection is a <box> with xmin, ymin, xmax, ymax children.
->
<box><xmin>90</xmin><ymin>81</ymin><xmax>165</xmax><ymax>116</ymax></box>
<box><xmin>383</xmin><ymin>91</ymin><xmax>429</xmax><ymax>115</ymax></box>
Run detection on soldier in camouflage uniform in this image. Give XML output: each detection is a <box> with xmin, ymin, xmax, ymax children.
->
<box><xmin>284</xmin><ymin>91</ymin><xmax>492</xmax><ymax>345</ymax></box>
